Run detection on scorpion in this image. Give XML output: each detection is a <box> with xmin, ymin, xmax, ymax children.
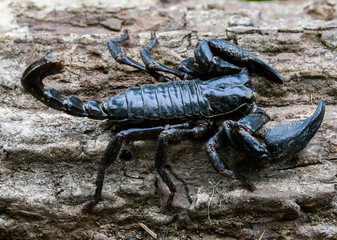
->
<box><xmin>21</xmin><ymin>30</ymin><xmax>325</xmax><ymax>212</ymax></box>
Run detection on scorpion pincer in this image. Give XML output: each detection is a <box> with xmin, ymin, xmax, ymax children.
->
<box><xmin>21</xmin><ymin>30</ymin><xmax>325</xmax><ymax>212</ymax></box>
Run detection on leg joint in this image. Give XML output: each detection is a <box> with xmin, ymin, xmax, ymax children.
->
<box><xmin>158</xmin><ymin>130</ymin><xmax>172</xmax><ymax>141</ymax></box>
<box><xmin>115</xmin><ymin>131</ymin><xmax>128</xmax><ymax>142</ymax></box>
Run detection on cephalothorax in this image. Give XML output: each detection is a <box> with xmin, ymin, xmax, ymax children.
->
<box><xmin>21</xmin><ymin>31</ymin><xmax>325</xmax><ymax>212</ymax></box>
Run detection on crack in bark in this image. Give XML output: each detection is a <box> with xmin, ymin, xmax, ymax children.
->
<box><xmin>275</xmin><ymin>161</ymin><xmax>323</xmax><ymax>171</ymax></box>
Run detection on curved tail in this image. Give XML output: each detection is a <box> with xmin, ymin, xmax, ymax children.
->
<box><xmin>21</xmin><ymin>52</ymin><xmax>108</xmax><ymax>119</ymax></box>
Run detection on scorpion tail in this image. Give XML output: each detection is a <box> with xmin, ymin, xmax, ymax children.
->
<box><xmin>21</xmin><ymin>52</ymin><xmax>64</xmax><ymax>101</ymax></box>
<box><xmin>21</xmin><ymin>52</ymin><xmax>108</xmax><ymax>119</ymax></box>
<box><xmin>264</xmin><ymin>99</ymin><xmax>325</xmax><ymax>161</ymax></box>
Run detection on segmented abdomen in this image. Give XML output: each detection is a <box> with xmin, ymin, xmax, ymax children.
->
<box><xmin>107</xmin><ymin>80</ymin><xmax>209</xmax><ymax>122</ymax></box>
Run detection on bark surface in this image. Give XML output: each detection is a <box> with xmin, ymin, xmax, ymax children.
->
<box><xmin>0</xmin><ymin>0</ymin><xmax>336</xmax><ymax>239</ymax></box>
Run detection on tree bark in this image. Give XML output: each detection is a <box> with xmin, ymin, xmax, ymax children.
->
<box><xmin>0</xmin><ymin>0</ymin><xmax>336</xmax><ymax>239</ymax></box>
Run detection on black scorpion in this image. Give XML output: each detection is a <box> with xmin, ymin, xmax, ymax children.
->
<box><xmin>21</xmin><ymin>30</ymin><xmax>325</xmax><ymax>212</ymax></box>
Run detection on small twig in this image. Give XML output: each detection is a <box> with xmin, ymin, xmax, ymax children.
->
<box><xmin>257</xmin><ymin>230</ymin><xmax>265</xmax><ymax>240</ymax></box>
<box><xmin>208</xmin><ymin>180</ymin><xmax>222</xmax><ymax>224</ymax></box>
<box><xmin>138</xmin><ymin>223</ymin><xmax>157</xmax><ymax>239</ymax></box>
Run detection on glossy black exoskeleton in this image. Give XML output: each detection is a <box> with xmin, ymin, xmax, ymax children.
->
<box><xmin>21</xmin><ymin>30</ymin><xmax>325</xmax><ymax>212</ymax></box>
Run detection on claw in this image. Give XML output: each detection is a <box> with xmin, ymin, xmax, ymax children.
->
<box><xmin>264</xmin><ymin>99</ymin><xmax>325</xmax><ymax>161</ymax></box>
<box><xmin>208</xmin><ymin>39</ymin><xmax>284</xmax><ymax>84</ymax></box>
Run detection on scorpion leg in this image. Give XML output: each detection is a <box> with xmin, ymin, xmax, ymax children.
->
<box><xmin>226</xmin><ymin>107</ymin><xmax>272</xmax><ymax>166</ymax></box>
<box><xmin>206</xmin><ymin>127</ymin><xmax>256</xmax><ymax>191</ymax></box>
<box><xmin>206</xmin><ymin>108</ymin><xmax>271</xmax><ymax>190</ymax></box>
<box><xmin>83</xmin><ymin>126</ymin><xmax>166</xmax><ymax>213</ymax></box>
<box><xmin>107</xmin><ymin>30</ymin><xmax>171</xmax><ymax>82</ymax></box>
<box><xmin>155</xmin><ymin>121</ymin><xmax>210</xmax><ymax>205</ymax></box>
<box><xmin>140</xmin><ymin>31</ymin><xmax>193</xmax><ymax>80</ymax></box>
